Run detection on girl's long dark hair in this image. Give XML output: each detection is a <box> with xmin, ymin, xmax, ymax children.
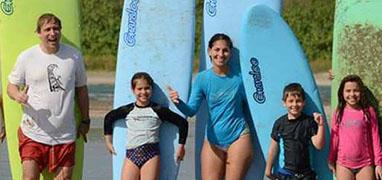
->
<box><xmin>336</xmin><ymin>74</ymin><xmax>371</xmax><ymax>124</ymax></box>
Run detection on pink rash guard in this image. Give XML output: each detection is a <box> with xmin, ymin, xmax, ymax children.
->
<box><xmin>328</xmin><ymin>106</ymin><xmax>382</xmax><ymax>169</ymax></box>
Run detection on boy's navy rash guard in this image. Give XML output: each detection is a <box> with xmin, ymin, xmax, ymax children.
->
<box><xmin>271</xmin><ymin>113</ymin><xmax>318</xmax><ymax>172</ymax></box>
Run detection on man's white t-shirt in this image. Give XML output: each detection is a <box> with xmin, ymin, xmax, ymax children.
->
<box><xmin>8</xmin><ymin>43</ymin><xmax>87</xmax><ymax>145</ymax></box>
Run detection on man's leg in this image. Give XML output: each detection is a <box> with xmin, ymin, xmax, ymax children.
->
<box><xmin>51</xmin><ymin>142</ymin><xmax>75</xmax><ymax>180</ymax></box>
<box><xmin>22</xmin><ymin>160</ymin><xmax>40</xmax><ymax>180</ymax></box>
<box><xmin>54</xmin><ymin>166</ymin><xmax>74</xmax><ymax>180</ymax></box>
<box><xmin>18</xmin><ymin>128</ymin><xmax>44</xmax><ymax>180</ymax></box>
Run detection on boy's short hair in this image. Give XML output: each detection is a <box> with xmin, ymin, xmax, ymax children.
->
<box><xmin>282</xmin><ymin>83</ymin><xmax>305</xmax><ymax>101</ymax></box>
<box><xmin>36</xmin><ymin>13</ymin><xmax>62</xmax><ymax>33</ymax></box>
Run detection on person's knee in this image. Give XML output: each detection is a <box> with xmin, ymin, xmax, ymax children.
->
<box><xmin>22</xmin><ymin>169</ymin><xmax>39</xmax><ymax>180</ymax></box>
<box><xmin>61</xmin><ymin>172</ymin><xmax>72</xmax><ymax>180</ymax></box>
<box><xmin>22</xmin><ymin>160</ymin><xmax>40</xmax><ymax>180</ymax></box>
<box><xmin>54</xmin><ymin>167</ymin><xmax>73</xmax><ymax>180</ymax></box>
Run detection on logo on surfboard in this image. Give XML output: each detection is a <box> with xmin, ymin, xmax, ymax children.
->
<box><xmin>248</xmin><ymin>57</ymin><xmax>266</xmax><ymax>104</ymax></box>
<box><xmin>1</xmin><ymin>0</ymin><xmax>14</xmax><ymax>15</ymax></box>
<box><xmin>124</xmin><ymin>0</ymin><xmax>139</xmax><ymax>47</ymax></box>
<box><xmin>206</xmin><ymin>0</ymin><xmax>217</xmax><ymax>17</ymax></box>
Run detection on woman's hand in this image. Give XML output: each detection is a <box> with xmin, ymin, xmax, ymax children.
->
<box><xmin>104</xmin><ymin>135</ymin><xmax>116</xmax><ymax>155</ymax></box>
<box><xmin>167</xmin><ymin>86</ymin><xmax>180</xmax><ymax>104</ymax></box>
<box><xmin>175</xmin><ymin>144</ymin><xmax>185</xmax><ymax>163</ymax></box>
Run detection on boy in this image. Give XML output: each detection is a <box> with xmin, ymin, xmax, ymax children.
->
<box><xmin>265</xmin><ymin>83</ymin><xmax>325</xmax><ymax>180</ymax></box>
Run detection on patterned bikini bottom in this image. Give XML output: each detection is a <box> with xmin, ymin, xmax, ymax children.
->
<box><xmin>126</xmin><ymin>143</ymin><xmax>160</xmax><ymax>168</ymax></box>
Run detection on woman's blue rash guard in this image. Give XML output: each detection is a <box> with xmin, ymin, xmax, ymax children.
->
<box><xmin>177</xmin><ymin>67</ymin><xmax>247</xmax><ymax>147</ymax></box>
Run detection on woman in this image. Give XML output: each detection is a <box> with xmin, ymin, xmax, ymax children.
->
<box><xmin>168</xmin><ymin>33</ymin><xmax>253</xmax><ymax>179</ymax></box>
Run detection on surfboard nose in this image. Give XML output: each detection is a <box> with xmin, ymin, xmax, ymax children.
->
<box><xmin>254</xmin><ymin>0</ymin><xmax>283</xmax><ymax>14</ymax></box>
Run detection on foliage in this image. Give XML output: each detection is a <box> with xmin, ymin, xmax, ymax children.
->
<box><xmin>80</xmin><ymin>0</ymin><xmax>123</xmax><ymax>70</ymax></box>
<box><xmin>194</xmin><ymin>0</ymin><xmax>203</xmax><ymax>71</ymax></box>
<box><xmin>283</xmin><ymin>0</ymin><xmax>335</xmax><ymax>66</ymax></box>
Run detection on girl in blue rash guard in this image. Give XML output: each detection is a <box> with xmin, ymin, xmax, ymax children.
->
<box><xmin>168</xmin><ymin>33</ymin><xmax>253</xmax><ymax>179</ymax></box>
<box><xmin>104</xmin><ymin>72</ymin><xmax>188</xmax><ymax>180</ymax></box>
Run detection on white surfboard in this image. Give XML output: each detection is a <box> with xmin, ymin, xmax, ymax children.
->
<box><xmin>240</xmin><ymin>5</ymin><xmax>332</xmax><ymax>179</ymax></box>
<box><xmin>112</xmin><ymin>1</ymin><xmax>195</xmax><ymax>179</ymax></box>
<box><xmin>197</xmin><ymin>1</ymin><xmax>282</xmax><ymax>179</ymax></box>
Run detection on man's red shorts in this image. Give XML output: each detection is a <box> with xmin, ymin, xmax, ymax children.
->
<box><xmin>18</xmin><ymin>128</ymin><xmax>75</xmax><ymax>173</ymax></box>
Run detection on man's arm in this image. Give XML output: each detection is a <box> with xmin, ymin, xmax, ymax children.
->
<box><xmin>75</xmin><ymin>86</ymin><xmax>89</xmax><ymax>120</ymax></box>
<box><xmin>7</xmin><ymin>83</ymin><xmax>28</xmax><ymax>105</ymax></box>
<box><xmin>75</xmin><ymin>86</ymin><xmax>90</xmax><ymax>142</ymax></box>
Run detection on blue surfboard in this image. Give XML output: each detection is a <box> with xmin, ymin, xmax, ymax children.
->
<box><xmin>240</xmin><ymin>5</ymin><xmax>332</xmax><ymax>179</ymax></box>
<box><xmin>198</xmin><ymin>1</ymin><xmax>281</xmax><ymax>179</ymax></box>
<box><xmin>113</xmin><ymin>1</ymin><xmax>195</xmax><ymax>179</ymax></box>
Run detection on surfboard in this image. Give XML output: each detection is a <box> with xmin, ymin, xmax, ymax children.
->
<box><xmin>112</xmin><ymin>1</ymin><xmax>194</xmax><ymax>179</ymax></box>
<box><xmin>197</xmin><ymin>1</ymin><xmax>281</xmax><ymax>179</ymax></box>
<box><xmin>331</xmin><ymin>1</ymin><xmax>382</xmax><ymax>126</ymax></box>
<box><xmin>0</xmin><ymin>1</ymin><xmax>84</xmax><ymax>179</ymax></box>
<box><xmin>0</xmin><ymin>66</ymin><xmax>3</xmax><ymax>137</ymax></box>
<box><xmin>239</xmin><ymin>5</ymin><xmax>332</xmax><ymax>179</ymax></box>
<box><xmin>0</xmin><ymin>69</ymin><xmax>3</xmax><ymax>148</ymax></box>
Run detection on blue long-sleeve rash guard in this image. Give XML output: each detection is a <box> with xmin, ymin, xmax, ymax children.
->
<box><xmin>177</xmin><ymin>68</ymin><xmax>247</xmax><ymax>146</ymax></box>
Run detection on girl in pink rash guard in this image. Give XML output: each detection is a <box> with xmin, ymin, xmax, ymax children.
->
<box><xmin>328</xmin><ymin>74</ymin><xmax>382</xmax><ymax>179</ymax></box>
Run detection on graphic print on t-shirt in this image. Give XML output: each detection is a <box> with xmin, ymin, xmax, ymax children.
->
<box><xmin>47</xmin><ymin>64</ymin><xmax>65</xmax><ymax>92</ymax></box>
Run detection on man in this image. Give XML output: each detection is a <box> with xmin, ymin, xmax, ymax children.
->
<box><xmin>7</xmin><ymin>13</ymin><xmax>90</xmax><ymax>180</ymax></box>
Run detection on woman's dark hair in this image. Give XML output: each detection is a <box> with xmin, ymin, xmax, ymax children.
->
<box><xmin>336</xmin><ymin>74</ymin><xmax>370</xmax><ymax>124</ymax></box>
<box><xmin>208</xmin><ymin>33</ymin><xmax>233</xmax><ymax>49</ymax></box>
<box><xmin>131</xmin><ymin>72</ymin><xmax>154</xmax><ymax>89</ymax></box>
